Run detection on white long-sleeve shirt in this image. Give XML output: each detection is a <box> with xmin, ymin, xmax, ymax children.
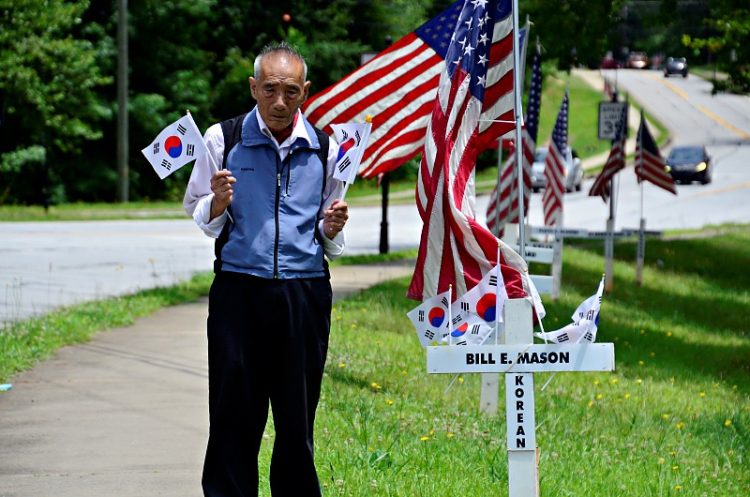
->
<box><xmin>183</xmin><ymin>108</ymin><xmax>345</xmax><ymax>260</ymax></box>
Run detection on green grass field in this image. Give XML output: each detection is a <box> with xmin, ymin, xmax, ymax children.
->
<box><xmin>257</xmin><ymin>227</ymin><xmax>747</xmax><ymax>497</ymax></box>
<box><xmin>3</xmin><ymin>231</ymin><xmax>745</xmax><ymax>495</ymax></box>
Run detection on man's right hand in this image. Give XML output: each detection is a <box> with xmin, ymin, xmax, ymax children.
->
<box><xmin>210</xmin><ymin>169</ymin><xmax>236</xmax><ymax>221</ymax></box>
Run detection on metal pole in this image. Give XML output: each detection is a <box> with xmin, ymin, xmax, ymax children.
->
<box><xmin>511</xmin><ymin>0</ymin><xmax>525</xmax><ymax>259</ymax></box>
<box><xmin>379</xmin><ymin>172</ymin><xmax>389</xmax><ymax>254</ymax></box>
<box><xmin>378</xmin><ymin>35</ymin><xmax>392</xmax><ymax>254</ymax></box>
<box><xmin>604</xmin><ymin>89</ymin><xmax>619</xmax><ymax>293</ymax></box>
<box><xmin>117</xmin><ymin>0</ymin><xmax>129</xmax><ymax>202</ymax></box>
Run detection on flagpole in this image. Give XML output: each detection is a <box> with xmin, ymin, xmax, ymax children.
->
<box><xmin>511</xmin><ymin>0</ymin><xmax>526</xmax><ymax>260</ymax></box>
<box><xmin>448</xmin><ymin>284</ymin><xmax>453</xmax><ymax>346</ymax></box>
<box><xmin>495</xmin><ymin>242</ymin><xmax>501</xmax><ymax>345</ymax></box>
<box><xmin>636</xmin><ymin>114</ymin><xmax>646</xmax><ymax>286</ymax></box>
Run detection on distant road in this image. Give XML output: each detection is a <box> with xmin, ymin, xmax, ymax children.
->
<box><xmin>2</xmin><ymin>71</ymin><xmax>749</xmax><ymax>324</ymax></box>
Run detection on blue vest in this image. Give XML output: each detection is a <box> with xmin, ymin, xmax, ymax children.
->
<box><xmin>220</xmin><ymin>110</ymin><xmax>327</xmax><ymax>279</ymax></box>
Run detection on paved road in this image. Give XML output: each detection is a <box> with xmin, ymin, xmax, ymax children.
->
<box><xmin>2</xmin><ymin>71</ymin><xmax>749</xmax><ymax>325</ymax></box>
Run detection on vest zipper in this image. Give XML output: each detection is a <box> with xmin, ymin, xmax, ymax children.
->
<box><xmin>274</xmin><ymin>170</ymin><xmax>281</xmax><ymax>279</ymax></box>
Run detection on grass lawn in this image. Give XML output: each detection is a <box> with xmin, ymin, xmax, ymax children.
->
<box><xmin>286</xmin><ymin>227</ymin><xmax>745</xmax><ymax>496</ymax></box>
<box><xmin>1</xmin><ymin>227</ymin><xmax>747</xmax><ymax>495</ymax></box>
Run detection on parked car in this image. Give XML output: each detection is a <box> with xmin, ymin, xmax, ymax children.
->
<box><xmin>530</xmin><ymin>147</ymin><xmax>583</xmax><ymax>193</ymax></box>
<box><xmin>627</xmin><ymin>51</ymin><xmax>649</xmax><ymax>69</ymax></box>
<box><xmin>666</xmin><ymin>145</ymin><xmax>711</xmax><ymax>184</ymax></box>
<box><xmin>600</xmin><ymin>52</ymin><xmax>620</xmax><ymax>69</ymax></box>
<box><xmin>664</xmin><ymin>57</ymin><xmax>688</xmax><ymax>78</ymax></box>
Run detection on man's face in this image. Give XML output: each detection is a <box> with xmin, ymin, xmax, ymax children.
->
<box><xmin>249</xmin><ymin>53</ymin><xmax>310</xmax><ymax>131</ymax></box>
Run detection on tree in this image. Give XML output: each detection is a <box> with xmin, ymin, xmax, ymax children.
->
<box><xmin>0</xmin><ymin>0</ymin><xmax>110</xmax><ymax>204</ymax></box>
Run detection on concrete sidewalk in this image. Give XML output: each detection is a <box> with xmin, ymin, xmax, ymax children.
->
<box><xmin>0</xmin><ymin>262</ymin><xmax>414</xmax><ymax>497</ymax></box>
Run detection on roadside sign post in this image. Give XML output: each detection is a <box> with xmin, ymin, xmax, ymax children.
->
<box><xmin>427</xmin><ymin>299</ymin><xmax>616</xmax><ymax>497</ymax></box>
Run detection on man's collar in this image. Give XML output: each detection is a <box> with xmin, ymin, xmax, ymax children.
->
<box><xmin>255</xmin><ymin>109</ymin><xmax>309</xmax><ymax>147</ymax></box>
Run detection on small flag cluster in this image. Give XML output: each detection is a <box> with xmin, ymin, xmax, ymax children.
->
<box><xmin>535</xmin><ymin>275</ymin><xmax>605</xmax><ymax>344</ymax></box>
<box><xmin>407</xmin><ymin>265</ymin><xmax>508</xmax><ymax>347</ymax></box>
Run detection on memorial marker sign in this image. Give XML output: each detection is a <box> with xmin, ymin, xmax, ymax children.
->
<box><xmin>426</xmin><ymin>298</ymin><xmax>616</xmax><ymax>497</ymax></box>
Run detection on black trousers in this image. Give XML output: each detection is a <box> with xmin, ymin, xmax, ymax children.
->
<box><xmin>202</xmin><ymin>271</ymin><xmax>332</xmax><ymax>497</ymax></box>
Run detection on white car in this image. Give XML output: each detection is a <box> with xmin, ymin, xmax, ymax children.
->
<box><xmin>530</xmin><ymin>147</ymin><xmax>583</xmax><ymax>193</ymax></box>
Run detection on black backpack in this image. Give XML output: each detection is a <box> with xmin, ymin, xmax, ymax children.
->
<box><xmin>213</xmin><ymin>113</ymin><xmax>330</xmax><ymax>273</ymax></box>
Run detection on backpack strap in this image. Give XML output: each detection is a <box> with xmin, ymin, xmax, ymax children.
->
<box><xmin>313</xmin><ymin>127</ymin><xmax>329</xmax><ymax>195</ymax></box>
<box><xmin>213</xmin><ymin>114</ymin><xmax>246</xmax><ymax>273</ymax></box>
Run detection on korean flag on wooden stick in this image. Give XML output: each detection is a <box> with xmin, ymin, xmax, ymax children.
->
<box><xmin>407</xmin><ymin>288</ymin><xmax>452</xmax><ymax>347</ymax></box>
<box><xmin>330</xmin><ymin>119</ymin><xmax>372</xmax><ymax>198</ymax></box>
<box><xmin>535</xmin><ymin>275</ymin><xmax>605</xmax><ymax>344</ymax></box>
<box><xmin>141</xmin><ymin>113</ymin><xmax>208</xmax><ymax>179</ymax></box>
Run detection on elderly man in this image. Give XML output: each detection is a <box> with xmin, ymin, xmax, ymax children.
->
<box><xmin>184</xmin><ymin>42</ymin><xmax>349</xmax><ymax>497</ymax></box>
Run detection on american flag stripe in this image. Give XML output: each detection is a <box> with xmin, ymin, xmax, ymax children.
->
<box><xmin>486</xmin><ymin>47</ymin><xmax>539</xmax><ymax>236</ymax></box>
<box><xmin>408</xmin><ymin>0</ymin><xmax>529</xmax><ymax>302</ymax></box>
<box><xmin>304</xmin><ymin>1</ymin><xmax>521</xmax><ymax>180</ymax></box>
<box><xmin>542</xmin><ymin>93</ymin><xmax>569</xmax><ymax>226</ymax></box>
<box><xmin>635</xmin><ymin>114</ymin><xmax>677</xmax><ymax>194</ymax></box>
<box><xmin>589</xmin><ymin>105</ymin><xmax>627</xmax><ymax>201</ymax></box>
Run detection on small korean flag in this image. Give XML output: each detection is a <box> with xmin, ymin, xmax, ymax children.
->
<box><xmin>330</xmin><ymin>121</ymin><xmax>372</xmax><ymax>186</ymax></box>
<box><xmin>141</xmin><ymin>113</ymin><xmax>208</xmax><ymax>179</ymax></box>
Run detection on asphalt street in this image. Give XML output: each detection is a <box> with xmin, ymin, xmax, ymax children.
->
<box><xmin>2</xmin><ymin>70</ymin><xmax>749</xmax><ymax>325</ymax></box>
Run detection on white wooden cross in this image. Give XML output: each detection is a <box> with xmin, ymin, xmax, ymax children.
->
<box><xmin>427</xmin><ymin>298</ymin><xmax>616</xmax><ymax>497</ymax></box>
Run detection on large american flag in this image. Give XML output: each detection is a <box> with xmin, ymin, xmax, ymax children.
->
<box><xmin>486</xmin><ymin>47</ymin><xmax>542</xmax><ymax>236</ymax></box>
<box><xmin>635</xmin><ymin>112</ymin><xmax>677</xmax><ymax>195</ymax></box>
<box><xmin>406</xmin><ymin>0</ymin><xmax>528</xmax><ymax>302</ymax></box>
<box><xmin>589</xmin><ymin>105</ymin><xmax>627</xmax><ymax>202</ymax></box>
<box><xmin>303</xmin><ymin>0</ymin><xmax>516</xmax><ymax>179</ymax></box>
<box><xmin>541</xmin><ymin>92</ymin><xmax>569</xmax><ymax>226</ymax></box>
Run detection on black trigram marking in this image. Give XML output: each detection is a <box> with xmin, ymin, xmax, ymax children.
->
<box><xmin>153</xmin><ymin>142</ymin><xmax>160</xmax><ymax>154</ymax></box>
<box><xmin>460</xmin><ymin>301</ymin><xmax>469</xmax><ymax>312</ymax></box>
<box><xmin>177</xmin><ymin>123</ymin><xmax>187</xmax><ymax>135</ymax></box>
<box><xmin>355</xmin><ymin>130</ymin><xmax>361</xmax><ymax>145</ymax></box>
<box><xmin>424</xmin><ymin>330</ymin><xmax>435</xmax><ymax>340</ymax></box>
<box><xmin>340</xmin><ymin>130</ymin><xmax>348</xmax><ymax>140</ymax></box>
<box><xmin>557</xmin><ymin>332</ymin><xmax>570</xmax><ymax>343</ymax></box>
<box><xmin>456</xmin><ymin>340</ymin><xmax>467</xmax><ymax>346</ymax></box>
<box><xmin>489</xmin><ymin>275</ymin><xmax>498</xmax><ymax>286</ymax></box>
<box><xmin>338</xmin><ymin>156</ymin><xmax>352</xmax><ymax>173</ymax></box>
<box><xmin>441</xmin><ymin>332</ymin><xmax>449</xmax><ymax>339</ymax></box>
<box><xmin>160</xmin><ymin>159</ymin><xmax>172</xmax><ymax>170</ymax></box>
<box><xmin>585</xmin><ymin>310</ymin><xmax>596</xmax><ymax>320</ymax></box>
<box><xmin>583</xmin><ymin>331</ymin><xmax>594</xmax><ymax>342</ymax></box>
<box><xmin>186</xmin><ymin>144</ymin><xmax>195</xmax><ymax>156</ymax></box>
<box><xmin>418</xmin><ymin>310</ymin><xmax>425</xmax><ymax>322</ymax></box>
<box><xmin>452</xmin><ymin>314</ymin><xmax>462</xmax><ymax>325</ymax></box>
<box><xmin>441</xmin><ymin>297</ymin><xmax>449</xmax><ymax>308</ymax></box>
<box><xmin>470</xmin><ymin>324</ymin><xmax>481</xmax><ymax>335</ymax></box>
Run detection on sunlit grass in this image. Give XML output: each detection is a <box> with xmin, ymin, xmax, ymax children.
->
<box><xmin>255</xmin><ymin>227</ymin><xmax>749</xmax><ymax>496</ymax></box>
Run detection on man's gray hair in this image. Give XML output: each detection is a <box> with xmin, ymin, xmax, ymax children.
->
<box><xmin>253</xmin><ymin>41</ymin><xmax>308</xmax><ymax>81</ymax></box>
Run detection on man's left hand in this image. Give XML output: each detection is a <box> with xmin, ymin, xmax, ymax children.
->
<box><xmin>323</xmin><ymin>200</ymin><xmax>349</xmax><ymax>240</ymax></box>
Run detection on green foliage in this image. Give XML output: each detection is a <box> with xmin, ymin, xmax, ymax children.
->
<box><xmin>0</xmin><ymin>0</ymin><xmax>111</xmax><ymax>204</ymax></box>
<box><xmin>683</xmin><ymin>3</ymin><xmax>750</xmax><ymax>94</ymax></box>
<box><xmin>522</xmin><ymin>0</ymin><xmax>623</xmax><ymax>69</ymax></box>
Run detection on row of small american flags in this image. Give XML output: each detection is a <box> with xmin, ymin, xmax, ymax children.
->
<box><xmin>485</xmin><ymin>46</ymin><xmax>541</xmax><ymax>237</ymax></box>
<box><xmin>589</xmin><ymin>107</ymin><xmax>676</xmax><ymax>200</ymax></box>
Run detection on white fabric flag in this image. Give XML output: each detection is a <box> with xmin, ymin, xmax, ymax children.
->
<box><xmin>141</xmin><ymin>113</ymin><xmax>208</xmax><ymax>179</ymax></box>
<box><xmin>330</xmin><ymin>122</ymin><xmax>372</xmax><ymax>185</ymax></box>
<box><xmin>535</xmin><ymin>275</ymin><xmax>605</xmax><ymax>343</ymax></box>
<box><xmin>525</xmin><ymin>271</ymin><xmax>546</xmax><ymax>320</ymax></box>
<box><xmin>442</xmin><ymin>309</ymin><xmax>494</xmax><ymax>346</ymax></box>
<box><xmin>453</xmin><ymin>265</ymin><xmax>508</xmax><ymax>326</ymax></box>
<box><xmin>406</xmin><ymin>289</ymin><xmax>451</xmax><ymax>347</ymax></box>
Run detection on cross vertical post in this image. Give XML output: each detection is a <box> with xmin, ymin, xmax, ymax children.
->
<box><xmin>504</xmin><ymin>298</ymin><xmax>539</xmax><ymax>497</ymax></box>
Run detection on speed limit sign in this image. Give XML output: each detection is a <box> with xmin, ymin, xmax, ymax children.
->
<box><xmin>598</xmin><ymin>102</ymin><xmax>628</xmax><ymax>140</ymax></box>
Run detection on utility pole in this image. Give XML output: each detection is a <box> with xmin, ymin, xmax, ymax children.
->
<box><xmin>117</xmin><ymin>0</ymin><xmax>129</xmax><ymax>202</ymax></box>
